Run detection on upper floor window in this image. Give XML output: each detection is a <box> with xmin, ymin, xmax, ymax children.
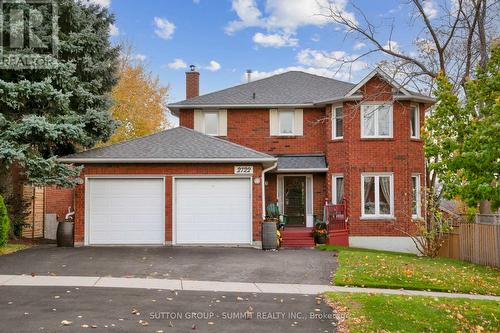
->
<box><xmin>204</xmin><ymin>111</ymin><xmax>219</xmax><ymax>136</ymax></box>
<box><xmin>361</xmin><ymin>104</ymin><xmax>392</xmax><ymax>138</ymax></box>
<box><xmin>270</xmin><ymin>109</ymin><xmax>303</xmax><ymax>136</ymax></box>
<box><xmin>412</xmin><ymin>174</ymin><xmax>421</xmax><ymax>218</ymax></box>
<box><xmin>361</xmin><ymin>173</ymin><xmax>394</xmax><ymax>218</ymax></box>
<box><xmin>194</xmin><ymin>109</ymin><xmax>227</xmax><ymax>136</ymax></box>
<box><xmin>278</xmin><ymin>110</ymin><xmax>294</xmax><ymax>135</ymax></box>
<box><xmin>332</xmin><ymin>107</ymin><xmax>343</xmax><ymax>139</ymax></box>
<box><xmin>410</xmin><ymin>105</ymin><xmax>420</xmax><ymax>139</ymax></box>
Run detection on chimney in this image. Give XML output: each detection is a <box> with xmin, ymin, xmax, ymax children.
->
<box><xmin>246</xmin><ymin>69</ymin><xmax>253</xmax><ymax>83</ymax></box>
<box><xmin>186</xmin><ymin>65</ymin><xmax>199</xmax><ymax>99</ymax></box>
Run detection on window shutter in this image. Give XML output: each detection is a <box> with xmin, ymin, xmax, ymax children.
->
<box><xmin>269</xmin><ymin>109</ymin><xmax>278</xmax><ymax>136</ymax></box>
<box><xmin>294</xmin><ymin>109</ymin><xmax>303</xmax><ymax>135</ymax></box>
<box><xmin>218</xmin><ymin>109</ymin><xmax>227</xmax><ymax>136</ymax></box>
<box><xmin>194</xmin><ymin>110</ymin><xmax>203</xmax><ymax>132</ymax></box>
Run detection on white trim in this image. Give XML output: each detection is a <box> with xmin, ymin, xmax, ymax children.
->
<box><xmin>332</xmin><ymin>105</ymin><xmax>344</xmax><ymax>140</ymax></box>
<box><xmin>172</xmin><ymin>175</ymin><xmax>253</xmax><ymax>246</ymax></box>
<box><xmin>277</xmin><ymin>174</ymin><xmax>314</xmax><ymax>227</ymax></box>
<box><xmin>60</xmin><ymin>157</ymin><xmax>277</xmax><ymax>164</ymax></box>
<box><xmin>361</xmin><ymin>172</ymin><xmax>394</xmax><ymax>219</ymax></box>
<box><xmin>332</xmin><ymin>174</ymin><xmax>344</xmax><ymax>204</ymax></box>
<box><xmin>412</xmin><ymin>174</ymin><xmax>421</xmax><ymax>218</ymax></box>
<box><xmin>84</xmin><ymin>176</ymin><xmax>166</xmax><ymax>246</ymax></box>
<box><xmin>345</xmin><ymin>67</ymin><xmax>411</xmax><ymax>97</ymax></box>
<box><xmin>277</xmin><ymin>109</ymin><xmax>295</xmax><ymax>136</ymax></box>
<box><xmin>360</xmin><ymin>103</ymin><xmax>393</xmax><ymax>139</ymax></box>
<box><xmin>410</xmin><ymin>104</ymin><xmax>420</xmax><ymax>139</ymax></box>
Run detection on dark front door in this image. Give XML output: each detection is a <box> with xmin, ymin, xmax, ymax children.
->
<box><xmin>284</xmin><ymin>176</ymin><xmax>306</xmax><ymax>226</ymax></box>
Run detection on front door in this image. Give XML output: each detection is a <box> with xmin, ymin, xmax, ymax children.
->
<box><xmin>283</xmin><ymin>176</ymin><xmax>306</xmax><ymax>226</ymax></box>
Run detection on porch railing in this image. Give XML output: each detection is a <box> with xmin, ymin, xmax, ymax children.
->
<box><xmin>324</xmin><ymin>199</ymin><xmax>348</xmax><ymax>232</ymax></box>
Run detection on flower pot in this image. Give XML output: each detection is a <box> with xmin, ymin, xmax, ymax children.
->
<box><xmin>57</xmin><ymin>221</ymin><xmax>74</xmax><ymax>247</ymax></box>
<box><xmin>315</xmin><ymin>234</ymin><xmax>327</xmax><ymax>245</ymax></box>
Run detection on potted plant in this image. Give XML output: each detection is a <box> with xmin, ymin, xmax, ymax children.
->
<box><xmin>313</xmin><ymin>222</ymin><xmax>328</xmax><ymax>244</ymax></box>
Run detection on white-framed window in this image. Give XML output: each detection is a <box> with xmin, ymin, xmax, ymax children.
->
<box><xmin>410</xmin><ymin>104</ymin><xmax>420</xmax><ymax>139</ymax></box>
<box><xmin>361</xmin><ymin>173</ymin><xmax>394</xmax><ymax>218</ymax></box>
<box><xmin>332</xmin><ymin>174</ymin><xmax>344</xmax><ymax>204</ymax></box>
<box><xmin>361</xmin><ymin>103</ymin><xmax>393</xmax><ymax>138</ymax></box>
<box><xmin>332</xmin><ymin>106</ymin><xmax>343</xmax><ymax>139</ymax></box>
<box><xmin>412</xmin><ymin>174</ymin><xmax>421</xmax><ymax>218</ymax></box>
<box><xmin>278</xmin><ymin>110</ymin><xmax>294</xmax><ymax>135</ymax></box>
<box><xmin>203</xmin><ymin>111</ymin><xmax>219</xmax><ymax>136</ymax></box>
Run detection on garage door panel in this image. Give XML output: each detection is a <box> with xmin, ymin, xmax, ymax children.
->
<box><xmin>175</xmin><ymin>178</ymin><xmax>252</xmax><ymax>244</ymax></box>
<box><xmin>87</xmin><ymin>178</ymin><xmax>164</xmax><ymax>245</ymax></box>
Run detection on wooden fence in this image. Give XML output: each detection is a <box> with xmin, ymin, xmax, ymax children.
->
<box><xmin>459</xmin><ymin>223</ymin><xmax>500</xmax><ymax>267</ymax></box>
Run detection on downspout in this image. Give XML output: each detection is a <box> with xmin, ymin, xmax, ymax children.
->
<box><xmin>261</xmin><ymin>162</ymin><xmax>277</xmax><ymax>219</ymax></box>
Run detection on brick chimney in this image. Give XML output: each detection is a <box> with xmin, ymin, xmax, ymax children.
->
<box><xmin>186</xmin><ymin>65</ymin><xmax>199</xmax><ymax>99</ymax></box>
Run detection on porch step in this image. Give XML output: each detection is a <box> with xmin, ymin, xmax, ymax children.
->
<box><xmin>281</xmin><ymin>228</ymin><xmax>315</xmax><ymax>248</ymax></box>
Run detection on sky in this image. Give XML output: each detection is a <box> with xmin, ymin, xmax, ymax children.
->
<box><xmin>86</xmin><ymin>0</ymin><xmax>438</xmax><ymax>104</ymax></box>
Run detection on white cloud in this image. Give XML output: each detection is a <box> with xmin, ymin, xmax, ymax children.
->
<box><xmin>109</xmin><ymin>23</ymin><xmax>119</xmax><ymax>37</ymax></box>
<box><xmin>383</xmin><ymin>40</ymin><xmax>400</xmax><ymax>52</ymax></box>
<box><xmin>84</xmin><ymin>0</ymin><xmax>111</xmax><ymax>7</ymax></box>
<box><xmin>252</xmin><ymin>32</ymin><xmax>298</xmax><ymax>48</ymax></box>
<box><xmin>353</xmin><ymin>42</ymin><xmax>366</xmax><ymax>50</ymax></box>
<box><xmin>423</xmin><ymin>0</ymin><xmax>438</xmax><ymax>19</ymax></box>
<box><xmin>131</xmin><ymin>54</ymin><xmax>147</xmax><ymax>62</ymax></box>
<box><xmin>167</xmin><ymin>58</ymin><xmax>188</xmax><ymax>70</ymax></box>
<box><xmin>297</xmin><ymin>49</ymin><xmax>367</xmax><ymax>72</ymax></box>
<box><xmin>225</xmin><ymin>0</ymin><xmax>356</xmax><ymax>34</ymax></box>
<box><xmin>205</xmin><ymin>60</ymin><xmax>221</xmax><ymax>72</ymax></box>
<box><xmin>311</xmin><ymin>34</ymin><xmax>320</xmax><ymax>42</ymax></box>
<box><xmin>154</xmin><ymin>17</ymin><xmax>176</xmax><ymax>40</ymax></box>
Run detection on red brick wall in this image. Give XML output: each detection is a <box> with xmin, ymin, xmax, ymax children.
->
<box><xmin>45</xmin><ymin>187</ymin><xmax>74</xmax><ymax>221</ymax></box>
<box><xmin>73</xmin><ymin>163</ymin><xmax>263</xmax><ymax>244</ymax></box>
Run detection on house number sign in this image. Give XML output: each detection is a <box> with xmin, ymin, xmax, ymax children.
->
<box><xmin>234</xmin><ymin>166</ymin><xmax>253</xmax><ymax>174</ymax></box>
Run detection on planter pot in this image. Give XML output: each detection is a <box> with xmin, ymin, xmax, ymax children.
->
<box><xmin>315</xmin><ymin>234</ymin><xmax>328</xmax><ymax>245</ymax></box>
<box><xmin>261</xmin><ymin>221</ymin><xmax>277</xmax><ymax>250</ymax></box>
<box><xmin>57</xmin><ymin>221</ymin><xmax>74</xmax><ymax>247</ymax></box>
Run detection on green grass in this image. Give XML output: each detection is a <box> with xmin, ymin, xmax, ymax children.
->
<box><xmin>0</xmin><ymin>243</ymin><xmax>30</xmax><ymax>255</ymax></box>
<box><xmin>318</xmin><ymin>245</ymin><xmax>500</xmax><ymax>296</ymax></box>
<box><xmin>325</xmin><ymin>292</ymin><xmax>500</xmax><ymax>333</ymax></box>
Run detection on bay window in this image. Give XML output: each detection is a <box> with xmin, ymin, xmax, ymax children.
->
<box><xmin>361</xmin><ymin>104</ymin><xmax>393</xmax><ymax>138</ymax></box>
<box><xmin>412</xmin><ymin>174</ymin><xmax>421</xmax><ymax>218</ymax></box>
<box><xmin>332</xmin><ymin>175</ymin><xmax>344</xmax><ymax>204</ymax></box>
<box><xmin>332</xmin><ymin>107</ymin><xmax>343</xmax><ymax>139</ymax></box>
<box><xmin>410</xmin><ymin>105</ymin><xmax>420</xmax><ymax>138</ymax></box>
<box><xmin>361</xmin><ymin>173</ymin><xmax>394</xmax><ymax>218</ymax></box>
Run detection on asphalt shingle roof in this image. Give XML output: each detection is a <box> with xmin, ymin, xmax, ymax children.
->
<box><xmin>60</xmin><ymin>127</ymin><xmax>275</xmax><ymax>162</ymax></box>
<box><xmin>276</xmin><ymin>154</ymin><xmax>327</xmax><ymax>171</ymax></box>
<box><xmin>169</xmin><ymin>71</ymin><xmax>355</xmax><ymax>107</ymax></box>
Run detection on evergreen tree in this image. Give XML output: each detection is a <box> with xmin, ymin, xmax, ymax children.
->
<box><xmin>0</xmin><ymin>195</ymin><xmax>9</xmax><ymax>247</ymax></box>
<box><xmin>0</xmin><ymin>0</ymin><xmax>120</xmax><ymax>187</ymax></box>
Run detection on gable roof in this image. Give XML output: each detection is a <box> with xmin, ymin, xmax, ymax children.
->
<box><xmin>169</xmin><ymin>71</ymin><xmax>356</xmax><ymax>109</ymax></box>
<box><xmin>169</xmin><ymin>68</ymin><xmax>435</xmax><ymax>111</ymax></box>
<box><xmin>59</xmin><ymin>127</ymin><xmax>276</xmax><ymax>163</ymax></box>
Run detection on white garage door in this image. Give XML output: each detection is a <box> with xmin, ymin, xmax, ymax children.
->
<box><xmin>175</xmin><ymin>178</ymin><xmax>252</xmax><ymax>244</ymax></box>
<box><xmin>87</xmin><ymin>178</ymin><xmax>164</xmax><ymax>245</ymax></box>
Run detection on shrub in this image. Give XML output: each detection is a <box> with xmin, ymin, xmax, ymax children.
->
<box><xmin>0</xmin><ymin>195</ymin><xmax>10</xmax><ymax>247</ymax></box>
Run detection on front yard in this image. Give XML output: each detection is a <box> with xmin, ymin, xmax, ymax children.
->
<box><xmin>0</xmin><ymin>243</ymin><xmax>30</xmax><ymax>255</ymax></box>
<box><xmin>318</xmin><ymin>245</ymin><xmax>500</xmax><ymax>296</ymax></box>
<box><xmin>325</xmin><ymin>292</ymin><xmax>500</xmax><ymax>333</ymax></box>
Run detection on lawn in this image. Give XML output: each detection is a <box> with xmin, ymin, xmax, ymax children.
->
<box><xmin>318</xmin><ymin>245</ymin><xmax>500</xmax><ymax>296</ymax></box>
<box><xmin>0</xmin><ymin>243</ymin><xmax>30</xmax><ymax>255</ymax></box>
<box><xmin>325</xmin><ymin>292</ymin><xmax>500</xmax><ymax>333</ymax></box>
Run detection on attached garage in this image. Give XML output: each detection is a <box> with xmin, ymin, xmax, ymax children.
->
<box><xmin>174</xmin><ymin>178</ymin><xmax>252</xmax><ymax>245</ymax></box>
<box><xmin>86</xmin><ymin>178</ymin><xmax>165</xmax><ymax>245</ymax></box>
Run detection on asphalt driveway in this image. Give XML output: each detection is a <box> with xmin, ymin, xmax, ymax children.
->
<box><xmin>0</xmin><ymin>286</ymin><xmax>338</xmax><ymax>332</ymax></box>
<box><xmin>0</xmin><ymin>246</ymin><xmax>336</xmax><ymax>284</ymax></box>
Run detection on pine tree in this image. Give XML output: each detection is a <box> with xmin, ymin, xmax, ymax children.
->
<box><xmin>0</xmin><ymin>0</ymin><xmax>120</xmax><ymax>187</ymax></box>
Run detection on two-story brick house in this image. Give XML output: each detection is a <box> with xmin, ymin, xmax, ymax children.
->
<box><xmin>61</xmin><ymin>67</ymin><xmax>434</xmax><ymax>253</ymax></box>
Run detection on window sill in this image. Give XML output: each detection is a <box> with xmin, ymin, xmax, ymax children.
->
<box><xmin>360</xmin><ymin>137</ymin><xmax>394</xmax><ymax>141</ymax></box>
<box><xmin>272</xmin><ymin>135</ymin><xmax>302</xmax><ymax>138</ymax></box>
<box><xmin>410</xmin><ymin>138</ymin><xmax>422</xmax><ymax>142</ymax></box>
<box><xmin>360</xmin><ymin>215</ymin><xmax>395</xmax><ymax>221</ymax></box>
<box><xmin>330</xmin><ymin>138</ymin><xmax>344</xmax><ymax>142</ymax></box>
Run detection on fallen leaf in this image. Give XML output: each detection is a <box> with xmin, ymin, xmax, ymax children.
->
<box><xmin>60</xmin><ymin>320</ymin><xmax>72</xmax><ymax>326</ymax></box>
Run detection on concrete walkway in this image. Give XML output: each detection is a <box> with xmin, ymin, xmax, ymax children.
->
<box><xmin>1</xmin><ymin>274</ymin><xmax>498</xmax><ymax>301</ymax></box>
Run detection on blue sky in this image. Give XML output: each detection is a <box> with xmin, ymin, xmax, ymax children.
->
<box><xmin>89</xmin><ymin>0</ymin><xmax>436</xmax><ymax>103</ymax></box>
